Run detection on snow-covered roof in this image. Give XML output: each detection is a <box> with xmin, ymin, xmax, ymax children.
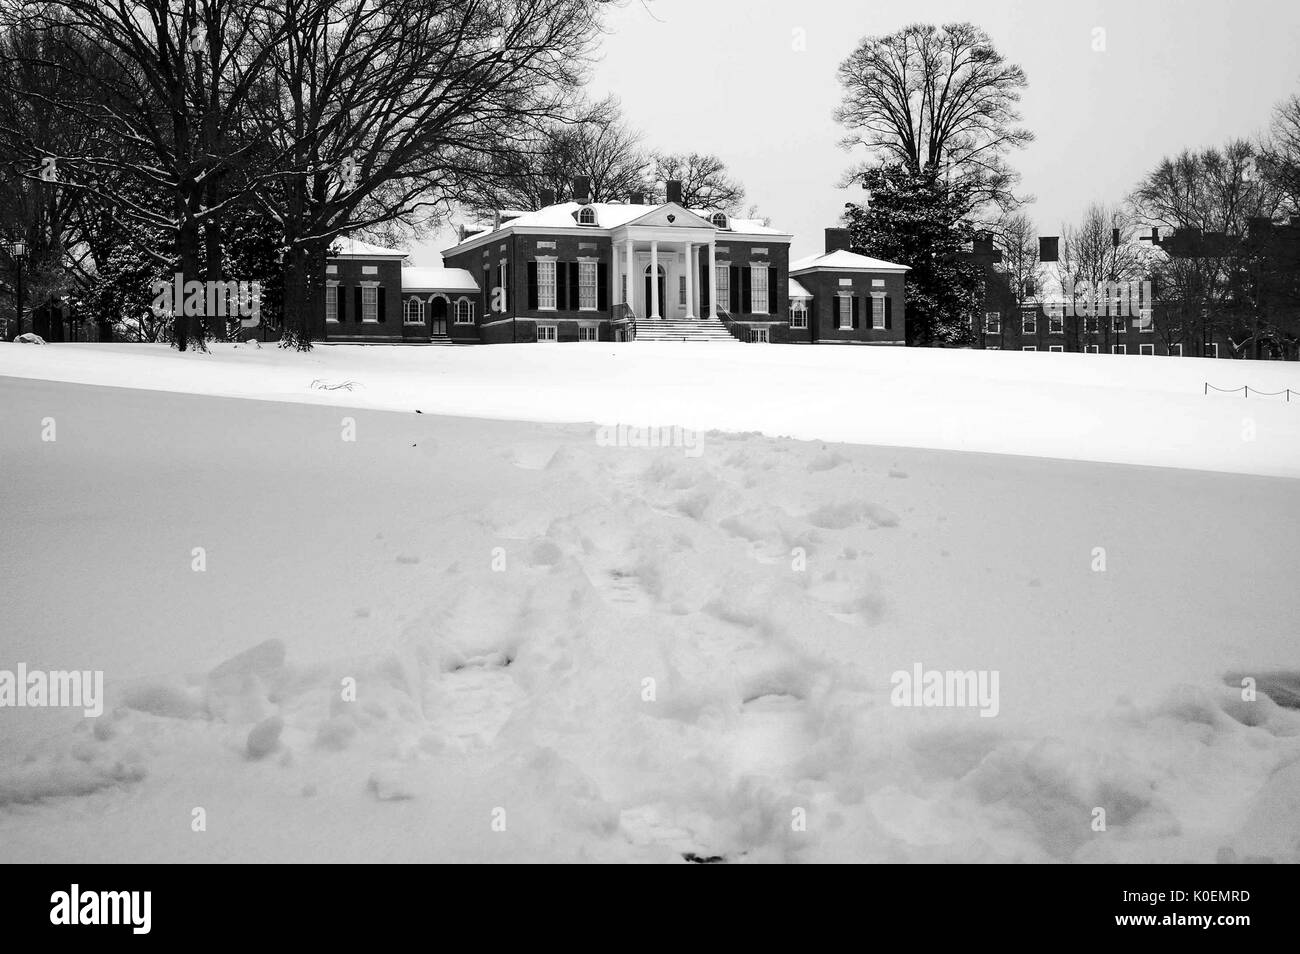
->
<box><xmin>790</xmin><ymin>249</ymin><xmax>909</xmax><ymax>274</ymax></box>
<box><xmin>788</xmin><ymin>278</ymin><xmax>812</xmax><ymax>299</ymax></box>
<box><xmin>402</xmin><ymin>266</ymin><xmax>479</xmax><ymax>293</ymax></box>
<box><xmin>449</xmin><ymin>201</ymin><xmax>788</xmax><ymax>252</ymax></box>
<box><xmin>329</xmin><ymin>237</ymin><xmax>408</xmax><ymax>259</ymax></box>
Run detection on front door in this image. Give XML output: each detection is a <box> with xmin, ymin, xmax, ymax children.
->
<box><xmin>644</xmin><ymin>266</ymin><xmax>666</xmax><ymax>319</ymax></box>
<box><xmin>430</xmin><ymin>297</ymin><xmax>448</xmax><ymax>336</ymax></box>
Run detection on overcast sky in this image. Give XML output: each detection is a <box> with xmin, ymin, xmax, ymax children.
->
<box><xmin>410</xmin><ymin>0</ymin><xmax>1300</xmax><ymax>265</ymax></box>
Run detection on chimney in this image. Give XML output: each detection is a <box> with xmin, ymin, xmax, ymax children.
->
<box><xmin>825</xmin><ymin>228</ymin><xmax>851</xmax><ymax>254</ymax></box>
<box><xmin>572</xmin><ymin>176</ymin><xmax>591</xmax><ymax>203</ymax></box>
<box><xmin>538</xmin><ymin>187</ymin><xmax>555</xmax><ymax>209</ymax></box>
<box><xmin>1112</xmin><ymin>227</ymin><xmax>1121</xmax><ymax>248</ymax></box>
<box><xmin>1290</xmin><ymin>215</ymin><xmax>1300</xmax><ymax>227</ymax></box>
<box><xmin>1151</xmin><ymin>227</ymin><xmax>1161</xmax><ymax>245</ymax></box>
<box><xmin>1039</xmin><ymin>236</ymin><xmax>1059</xmax><ymax>262</ymax></box>
<box><xmin>665</xmin><ymin>180</ymin><xmax>683</xmax><ymax>205</ymax></box>
<box><xmin>629</xmin><ymin>191</ymin><xmax>644</xmax><ymax>205</ymax></box>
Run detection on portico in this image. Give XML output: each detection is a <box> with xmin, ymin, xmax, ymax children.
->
<box><xmin>610</xmin><ymin>212</ymin><xmax>718</xmax><ymax>321</ymax></box>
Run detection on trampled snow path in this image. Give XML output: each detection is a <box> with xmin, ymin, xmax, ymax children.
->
<box><xmin>1</xmin><ymin>341</ymin><xmax>1298</xmax><ymax>477</ymax></box>
<box><xmin>2</xmin><ymin>374</ymin><xmax>1298</xmax><ymax>862</ymax></box>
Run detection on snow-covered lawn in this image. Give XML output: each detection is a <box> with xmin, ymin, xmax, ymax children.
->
<box><xmin>1</xmin><ymin>340</ymin><xmax>1297</xmax><ymax>476</ymax></box>
<box><xmin>1</xmin><ymin>343</ymin><xmax>1298</xmax><ymax>862</ymax></box>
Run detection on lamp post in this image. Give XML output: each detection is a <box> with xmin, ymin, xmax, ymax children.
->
<box><xmin>4</xmin><ymin>240</ymin><xmax>27</xmax><ymax>341</ymax></box>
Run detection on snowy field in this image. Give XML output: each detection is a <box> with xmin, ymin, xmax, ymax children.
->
<box><xmin>1</xmin><ymin>343</ymin><xmax>1299</xmax><ymax>863</ymax></box>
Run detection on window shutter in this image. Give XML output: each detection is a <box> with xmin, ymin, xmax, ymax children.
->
<box><xmin>354</xmin><ymin>286</ymin><xmax>362</xmax><ymax>320</ymax></box>
<box><xmin>741</xmin><ymin>266</ymin><xmax>751</xmax><ymax>313</ymax></box>
<box><xmin>729</xmin><ymin>265</ymin><xmax>740</xmax><ymax>313</ymax></box>
<box><xmin>482</xmin><ymin>268</ymin><xmax>490</xmax><ymax>314</ymax></box>
<box><xmin>851</xmin><ymin>296</ymin><xmax>860</xmax><ymax>329</ymax></box>
<box><xmin>597</xmin><ymin>262</ymin><xmax>608</xmax><ymax>310</ymax></box>
<box><xmin>884</xmin><ymin>296</ymin><xmax>892</xmax><ymax>330</ymax></box>
<box><xmin>569</xmin><ymin>263</ymin><xmax>580</xmax><ymax>310</ymax></box>
<box><xmin>699</xmin><ymin>259</ymin><xmax>708</xmax><ymax>310</ymax></box>
<box><xmin>378</xmin><ymin>286</ymin><xmax>386</xmax><ymax>322</ymax></box>
<box><xmin>557</xmin><ymin>263</ymin><xmax>568</xmax><ymax>310</ymax></box>
<box><xmin>527</xmin><ymin>262</ymin><xmax>539</xmax><ymax>310</ymax></box>
<box><xmin>337</xmin><ymin>285</ymin><xmax>345</xmax><ymax>321</ymax></box>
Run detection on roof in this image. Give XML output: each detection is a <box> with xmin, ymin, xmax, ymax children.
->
<box><xmin>790</xmin><ymin>249</ymin><xmax>909</xmax><ymax>274</ymax></box>
<box><xmin>788</xmin><ymin>278</ymin><xmax>812</xmax><ymax>299</ymax></box>
<box><xmin>329</xmin><ymin>237</ymin><xmax>408</xmax><ymax>259</ymax></box>
<box><xmin>402</xmin><ymin>266</ymin><xmax>479</xmax><ymax>293</ymax></box>
<box><xmin>448</xmin><ymin>200</ymin><xmax>788</xmax><ymax>252</ymax></box>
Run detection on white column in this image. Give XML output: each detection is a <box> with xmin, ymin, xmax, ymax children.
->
<box><xmin>649</xmin><ymin>240</ymin><xmax>660</xmax><ymax>319</ymax></box>
<box><xmin>611</xmin><ymin>240</ymin><xmax>621</xmax><ymax>307</ymax></box>
<box><xmin>683</xmin><ymin>242</ymin><xmax>695</xmax><ymax>319</ymax></box>
<box><xmin>625</xmin><ymin>235</ymin><xmax>635</xmax><ymax>315</ymax></box>
<box><xmin>707</xmin><ymin>243</ymin><xmax>718</xmax><ymax>319</ymax></box>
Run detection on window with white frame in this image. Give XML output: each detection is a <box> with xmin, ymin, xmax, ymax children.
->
<box><xmin>577</xmin><ymin>207</ymin><xmax>596</xmax><ymax>225</ymax></box>
<box><xmin>985</xmin><ymin>311</ymin><xmax>1000</xmax><ymax>335</ymax></box>
<box><xmin>455</xmin><ymin>298</ymin><xmax>474</xmax><ymax>323</ymax></box>
<box><xmin>1085</xmin><ymin>316</ymin><xmax>1098</xmax><ymax>334</ymax></box>
<box><xmin>579</xmin><ymin>325</ymin><xmax>597</xmax><ymax>341</ymax></box>
<box><xmin>679</xmin><ymin>275</ymin><xmax>687</xmax><ymax>307</ymax></box>
<box><xmin>1086</xmin><ymin>344</ymin><xmax>1100</xmax><ymax>354</ymax></box>
<box><xmin>871</xmin><ymin>294</ymin><xmax>885</xmax><ymax>329</ymax></box>
<box><xmin>1169</xmin><ymin>343</ymin><xmax>1183</xmax><ymax>357</ymax></box>
<box><xmin>538</xmin><ymin>260</ymin><xmax>557</xmax><ymax>310</ymax></box>
<box><xmin>1049</xmin><ymin>314</ymin><xmax>1063</xmax><ymax>334</ymax></box>
<box><xmin>579</xmin><ymin>260</ymin><xmax>597</xmax><ymax>310</ymax></box>
<box><xmin>1022</xmin><ymin>345</ymin><xmax>1037</xmax><ymax>351</ymax></box>
<box><xmin>716</xmin><ymin>266</ymin><xmax>730</xmax><ymax>312</ymax></box>
<box><xmin>325</xmin><ymin>284</ymin><xmax>338</xmax><ymax>322</ymax></box>
<box><xmin>1049</xmin><ymin>345</ymin><xmax>1064</xmax><ymax>352</ymax></box>
<box><xmin>751</xmin><ymin>266</ymin><xmax>768</xmax><ymax>314</ymax></box>
<box><xmin>752</xmin><ymin>327</ymin><xmax>769</xmax><ymax>343</ymax></box>
<box><xmin>1022</xmin><ymin>312</ymin><xmax>1037</xmax><ymax>334</ymax></box>
<box><xmin>1206</xmin><ymin>342</ymin><xmax>1219</xmax><ymax>358</ymax></box>
<box><xmin>404</xmin><ymin>297</ymin><xmax>423</xmax><ymax>323</ymax></box>
<box><xmin>711</xmin><ymin>212</ymin><xmax>728</xmax><ymax>229</ymax></box>
<box><xmin>1112</xmin><ymin>344</ymin><xmax>1126</xmax><ymax>355</ymax></box>
<box><xmin>1139</xmin><ymin>308</ymin><xmax>1153</xmax><ymax>332</ymax></box>
<box><xmin>789</xmin><ymin>301</ymin><xmax>808</xmax><ymax>329</ymax></box>
<box><xmin>537</xmin><ymin>324</ymin><xmax>557</xmax><ymax>341</ymax></box>
<box><xmin>1139</xmin><ymin>343</ymin><xmax>1154</xmax><ymax>355</ymax></box>
<box><xmin>837</xmin><ymin>295</ymin><xmax>853</xmax><ymax>329</ymax></box>
<box><xmin>362</xmin><ymin>285</ymin><xmax>378</xmax><ymax>321</ymax></box>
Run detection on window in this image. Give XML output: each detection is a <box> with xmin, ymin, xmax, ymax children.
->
<box><xmin>1139</xmin><ymin>343</ymin><xmax>1154</xmax><ymax>355</ymax></box>
<box><xmin>838</xmin><ymin>295</ymin><xmax>853</xmax><ymax>330</ymax></box>
<box><xmin>1022</xmin><ymin>345</ymin><xmax>1037</xmax><ymax>352</ymax></box>
<box><xmin>577</xmin><ymin>207</ymin><xmax>596</xmax><ymax>225</ymax></box>
<box><xmin>538</xmin><ymin>260</ymin><xmax>557</xmax><ymax>310</ymax></box>
<box><xmin>751</xmin><ymin>266</ymin><xmax>768</xmax><ymax>314</ymax></box>
<box><xmin>679</xmin><ymin>275</ymin><xmax>687</xmax><ymax>307</ymax></box>
<box><xmin>752</xmin><ymin>327</ymin><xmax>769</xmax><ymax>343</ymax></box>
<box><xmin>985</xmin><ymin>311</ymin><xmax>1000</xmax><ymax>335</ymax></box>
<box><xmin>1139</xmin><ymin>308</ymin><xmax>1153</xmax><ymax>332</ymax></box>
<box><xmin>871</xmin><ymin>294</ymin><xmax>885</xmax><ymax>329</ymax></box>
<box><xmin>537</xmin><ymin>324</ymin><xmax>557</xmax><ymax>341</ymax></box>
<box><xmin>711</xmin><ymin>212</ymin><xmax>728</xmax><ymax>229</ymax></box>
<box><xmin>1049</xmin><ymin>315</ymin><xmax>1063</xmax><ymax>334</ymax></box>
<box><xmin>1022</xmin><ymin>313</ymin><xmax>1037</xmax><ymax>334</ymax></box>
<box><xmin>1169</xmin><ymin>343</ymin><xmax>1183</xmax><ymax>357</ymax></box>
<box><xmin>455</xmin><ymin>299</ymin><xmax>474</xmax><ymax>323</ymax></box>
<box><xmin>1112</xmin><ymin>344</ymin><xmax>1126</xmax><ymax>355</ymax></box>
<box><xmin>362</xmin><ymin>285</ymin><xmax>378</xmax><ymax>322</ymax></box>
<box><xmin>1049</xmin><ymin>345</ymin><xmax>1064</xmax><ymax>352</ymax></box>
<box><xmin>1113</xmin><ymin>316</ymin><xmax>1126</xmax><ymax>334</ymax></box>
<box><xmin>1085</xmin><ymin>344</ymin><xmax>1100</xmax><ymax>354</ymax></box>
<box><xmin>362</xmin><ymin>265</ymin><xmax>377</xmax><ymax>275</ymax></box>
<box><xmin>716</xmin><ymin>266</ymin><xmax>730</xmax><ymax>312</ymax></box>
<box><xmin>790</xmin><ymin>301</ymin><xmax>808</xmax><ymax>329</ymax></box>
<box><xmin>1085</xmin><ymin>316</ymin><xmax>1099</xmax><ymax>334</ymax></box>
<box><xmin>404</xmin><ymin>298</ymin><xmax>423</xmax><ymax>323</ymax></box>
<box><xmin>1206</xmin><ymin>342</ymin><xmax>1219</xmax><ymax>358</ymax></box>
<box><xmin>872</xmin><ymin>279</ymin><xmax>884</xmax><ymax>287</ymax></box>
<box><xmin>579</xmin><ymin>325</ymin><xmax>598</xmax><ymax>341</ymax></box>
<box><xmin>579</xmin><ymin>261</ymin><xmax>597</xmax><ymax>310</ymax></box>
<box><xmin>326</xmin><ymin>285</ymin><xmax>338</xmax><ymax>322</ymax></box>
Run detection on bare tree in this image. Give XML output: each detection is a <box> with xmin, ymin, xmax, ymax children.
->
<box><xmin>835</xmin><ymin>22</ymin><xmax>1033</xmax><ymax>217</ymax></box>
<box><xmin>990</xmin><ymin>211</ymin><xmax>1038</xmax><ymax>347</ymax></box>
<box><xmin>646</xmin><ymin>152</ymin><xmax>744</xmax><ymax>210</ymax></box>
<box><xmin>1261</xmin><ymin>93</ymin><xmax>1300</xmax><ymax>214</ymax></box>
<box><xmin>1055</xmin><ymin>203</ymin><xmax>1149</xmax><ymax>352</ymax></box>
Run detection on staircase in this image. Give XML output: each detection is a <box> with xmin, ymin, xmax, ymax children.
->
<box><xmin>634</xmin><ymin>315</ymin><xmax>738</xmax><ymax>343</ymax></box>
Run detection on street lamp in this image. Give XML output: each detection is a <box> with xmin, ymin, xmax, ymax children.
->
<box><xmin>5</xmin><ymin>240</ymin><xmax>26</xmax><ymax>342</ymax></box>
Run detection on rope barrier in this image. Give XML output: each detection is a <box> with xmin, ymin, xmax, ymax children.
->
<box><xmin>1205</xmin><ymin>383</ymin><xmax>1293</xmax><ymax>401</ymax></box>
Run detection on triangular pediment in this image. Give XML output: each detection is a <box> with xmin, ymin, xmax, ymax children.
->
<box><xmin>623</xmin><ymin>203</ymin><xmax>716</xmax><ymax>230</ymax></box>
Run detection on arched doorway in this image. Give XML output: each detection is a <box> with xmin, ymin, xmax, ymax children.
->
<box><xmin>429</xmin><ymin>296</ymin><xmax>448</xmax><ymax>336</ymax></box>
<box><xmin>644</xmin><ymin>264</ymin><xmax>666</xmax><ymax>318</ymax></box>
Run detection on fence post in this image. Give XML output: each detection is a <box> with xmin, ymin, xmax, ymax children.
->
<box><xmin>1203</xmin><ymin>382</ymin><xmax>1208</xmax><ymax>395</ymax></box>
<box><xmin>1244</xmin><ymin>385</ymin><xmax>1249</xmax><ymax>398</ymax></box>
